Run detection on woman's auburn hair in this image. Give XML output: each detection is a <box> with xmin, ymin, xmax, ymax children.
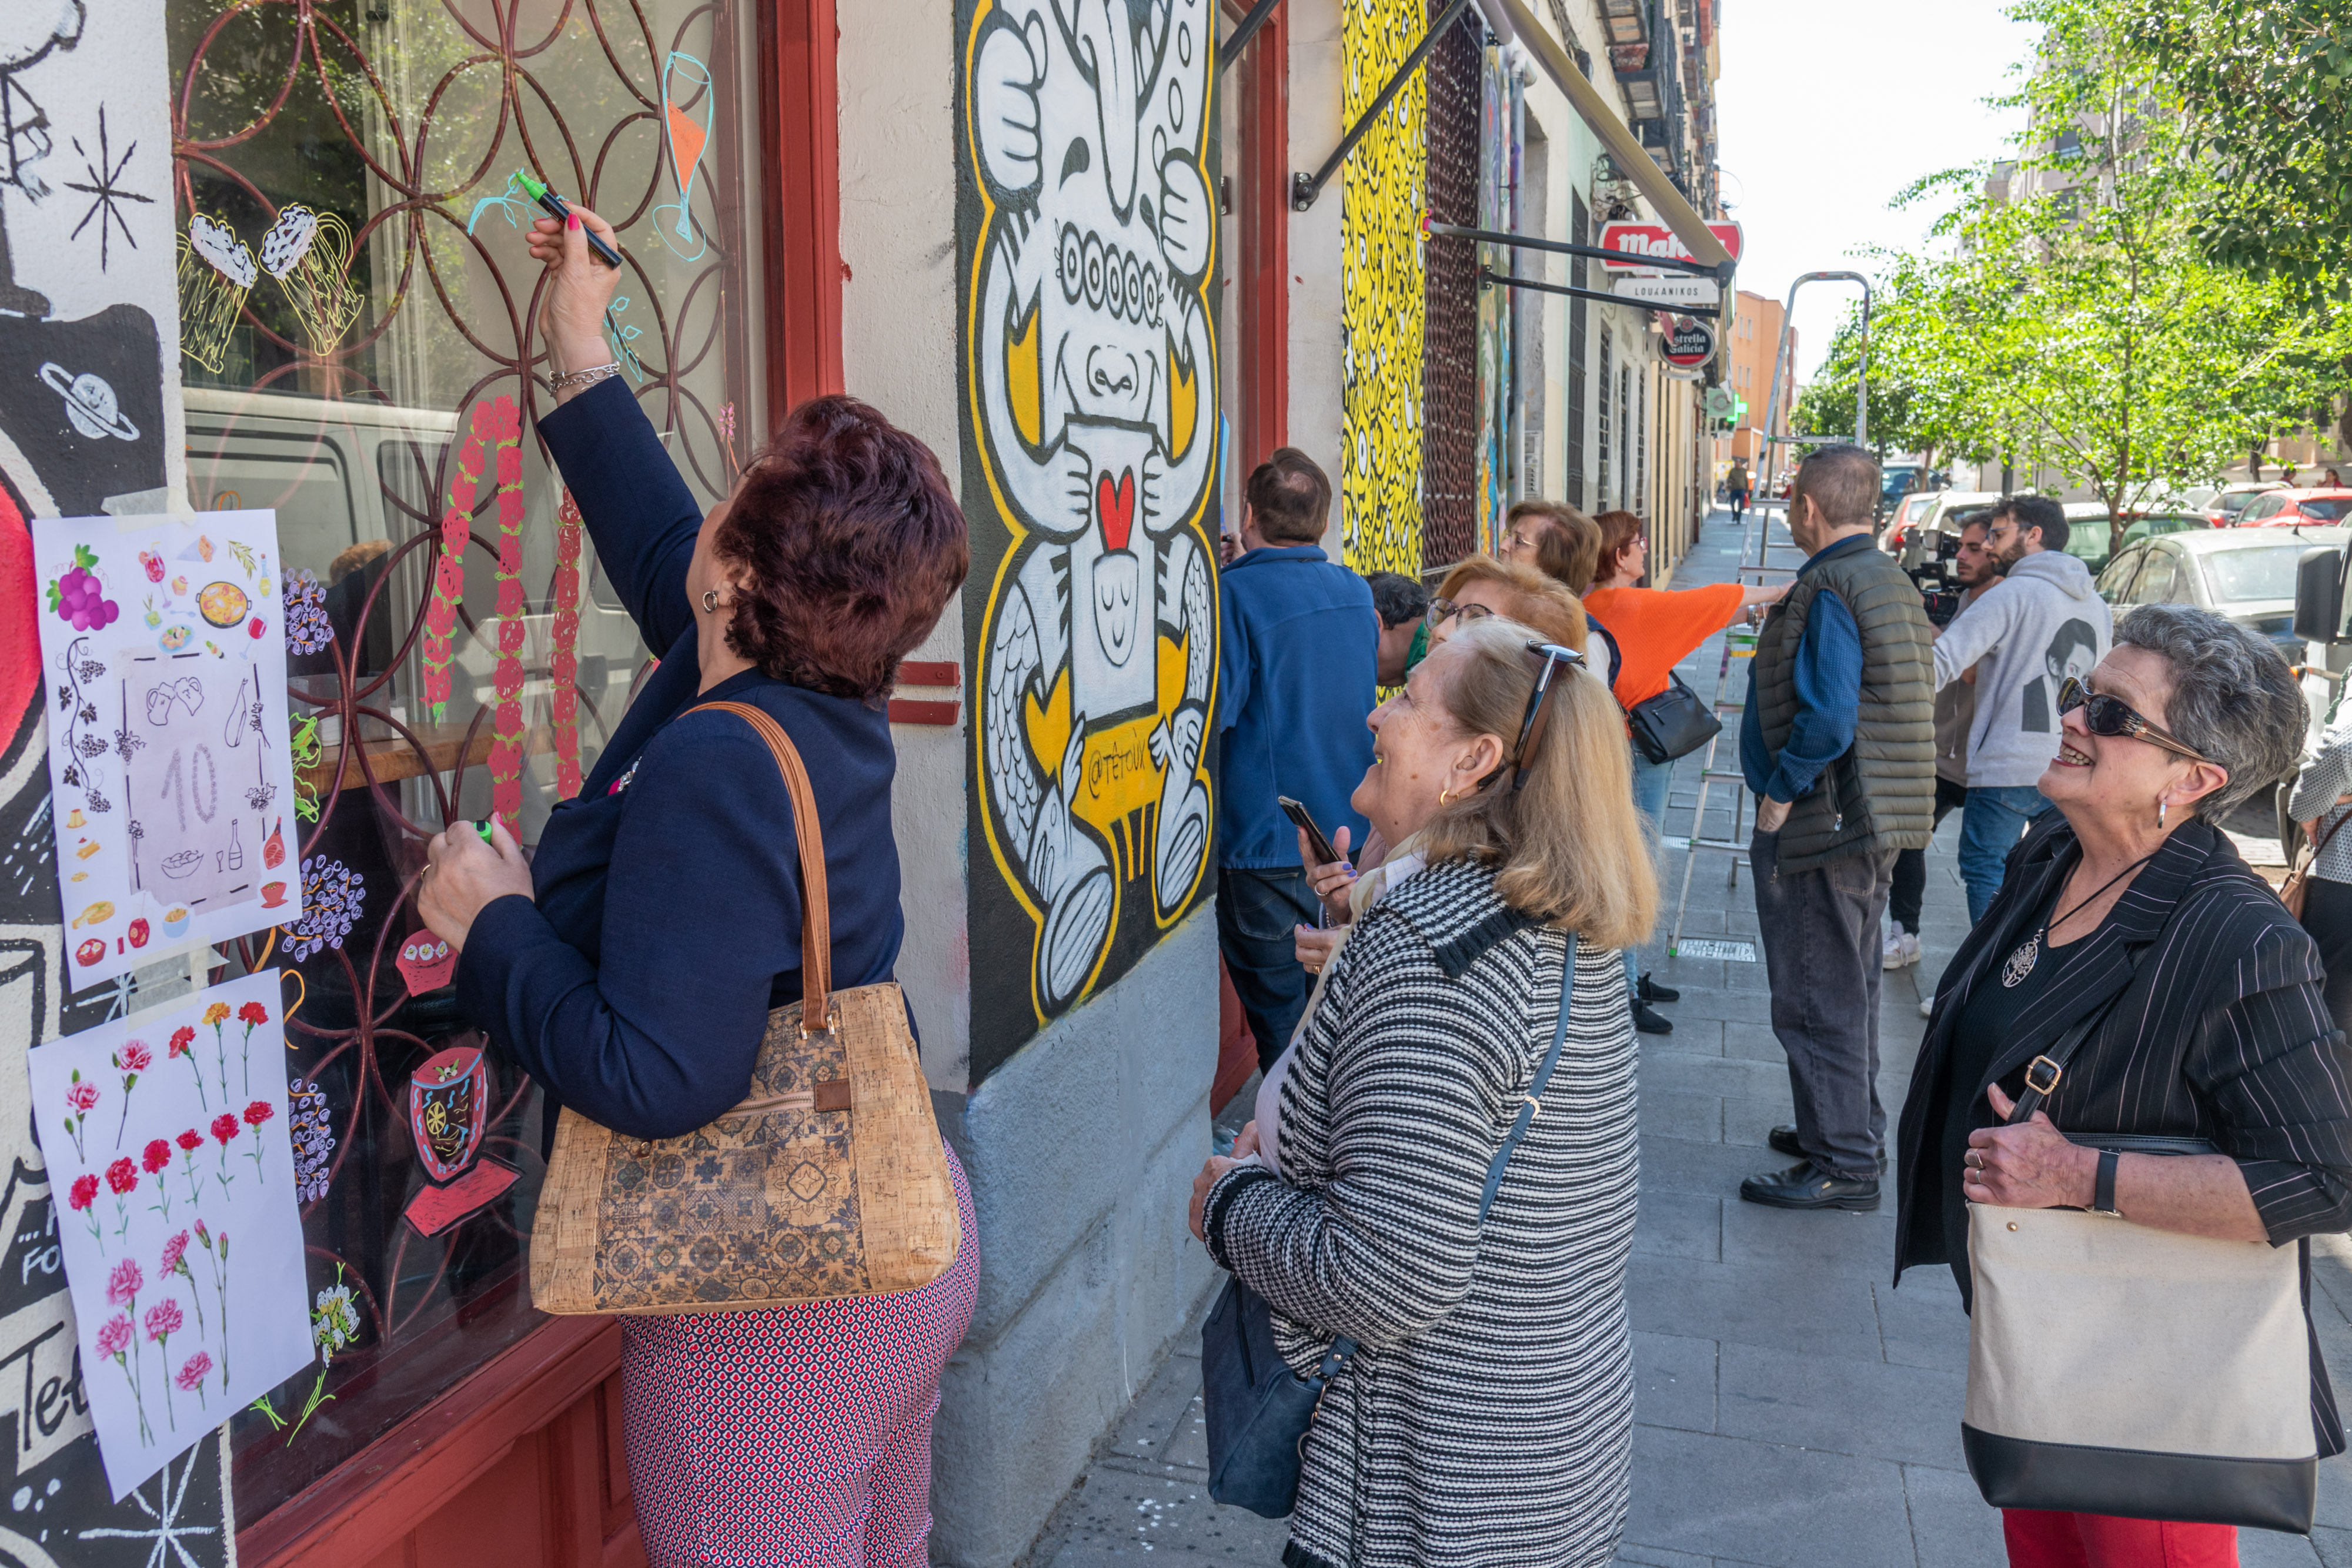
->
<box><xmin>713</xmin><ymin>394</ymin><xmax>971</xmax><ymax>700</ymax></box>
<box><xmin>1591</xmin><ymin>509</ymin><xmax>1645</xmax><ymax>584</ymax></box>
<box><xmin>1433</xmin><ymin>556</ymin><xmax>1589</xmax><ymax>655</ymax></box>
<box><xmin>1412</xmin><ymin>616</ymin><xmax>1658</xmax><ymax>950</ymax></box>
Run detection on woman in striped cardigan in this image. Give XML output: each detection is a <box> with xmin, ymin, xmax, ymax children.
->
<box><xmin>1190</xmin><ymin>617</ymin><xmax>1657</xmax><ymax>1568</ymax></box>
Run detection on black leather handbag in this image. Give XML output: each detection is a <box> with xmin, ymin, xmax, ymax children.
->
<box><xmin>1626</xmin><ymin>671</ymin><xmax>1721</xmax><ymax>764</ymax></box>
<box><xmin>1201</xmin><ymin>952</ymin><xmax>1578</xmax><ymax>1517</ymax></box>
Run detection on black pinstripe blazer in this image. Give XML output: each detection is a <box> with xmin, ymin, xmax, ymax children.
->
<box><xmin>1894</xmin><ymin>811</ymin><xmax>2352</xmax><ymax>1449</ymax></box>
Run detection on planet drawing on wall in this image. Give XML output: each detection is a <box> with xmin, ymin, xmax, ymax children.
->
<box><xmin>38</xmin><ymin>361</ymin><xmax>138</xmax><ymax>441</ymax></box>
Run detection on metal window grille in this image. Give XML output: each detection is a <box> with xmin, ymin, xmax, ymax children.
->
<box><xmin>1420</xmin><ymin>4</ymin><xmax>1480</xmax><ymax>570</ymax></box>
<box><xmin>1565</xmin><ymin>192</ymin><xmax>1588</xmax><ymax>509</ymax></box>
<box><xmin>1636</xmin><ymin>365</ymin><xmax>1649</xmax><ymax>516</ymax></box>
<box><xmin>1596</xmin><ymin>332</ymin><xmax>1613</xmax><ymax>511</ymax></box>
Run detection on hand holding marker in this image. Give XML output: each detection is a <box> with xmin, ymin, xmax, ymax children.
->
<box><xmin>518</xmin><ymin>173</ymin><xmax>623</xmax><ymax>269</ymax></box>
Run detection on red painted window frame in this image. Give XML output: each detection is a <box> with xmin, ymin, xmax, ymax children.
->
<box><xmin>237</xmin><ymin>5</ymin><xmax>838</xmax><ymax>1556</ymax></box>
<box><xmin>1231</xmin><ymin>1</ymin><xmax>1289</xmax><ymax>468</ymax></box>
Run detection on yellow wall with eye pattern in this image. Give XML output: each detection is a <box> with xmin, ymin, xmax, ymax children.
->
<box><xmin>1340</xmin><ymin>0</ymin><xmax>1425</xmax><ymax>580</ymax></box>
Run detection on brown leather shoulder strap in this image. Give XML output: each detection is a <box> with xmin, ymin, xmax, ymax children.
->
<box><xmin>688</xmin><ymin>700</ymin><xmax>832</xmax><ymax>1025</ymax></box>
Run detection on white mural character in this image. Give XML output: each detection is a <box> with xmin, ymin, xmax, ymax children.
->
<box><xmin>970</xmin><ymin>0</ymin><xmax>1218</xmax><ymax>1015</ymax></box>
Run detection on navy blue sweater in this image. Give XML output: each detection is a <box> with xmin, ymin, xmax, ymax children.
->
<box><xmin>1738</xmin><ymin>533</ymin><xmax>1867</xmax><ymax>805</ymax></box>
<box><xmin>1216</xmin><ymin>545</ymin><xmax>1377</xmax><ymax>870</ymax></box>
<box><xmin>455</xmin><ymin>378</ymin><xmax>904</xmax><ymax>1142</ymax></box>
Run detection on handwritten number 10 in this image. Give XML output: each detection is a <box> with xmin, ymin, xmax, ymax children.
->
<box><xmin>156</xmin><ymin>745</ymin><xmax>220</xmax><ymax>830</ymax></box>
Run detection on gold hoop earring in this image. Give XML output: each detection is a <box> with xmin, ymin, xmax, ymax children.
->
<box><xmin>2157</xmin><ymin>797</ymin><xmax>2169</xmax><ymax>829</ymax></box>
<box><xmin>701</xmin><ymin>589</ymin><xmax>720</xmax><ymax>613</ymax></box>
<box><xmin>1439</xmin><ymin>788</ymin><xmax>1454</xmax><ymax>805</ymax></box>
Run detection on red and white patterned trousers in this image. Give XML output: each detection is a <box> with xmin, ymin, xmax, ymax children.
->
<box><xmin>623</xmin><ymin>1141</ymin><xmax>980</xmax><ymax>1568</ymax></box>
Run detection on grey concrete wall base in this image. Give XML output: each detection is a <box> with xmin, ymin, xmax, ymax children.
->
<box><xmin>929</xmin><ymin>906</ymin><xmax>1222</xmax><ymax>1567</ymax></box>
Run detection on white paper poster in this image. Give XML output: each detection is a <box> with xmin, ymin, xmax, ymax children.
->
<box><xmin>25</xmin><ymin>970</ymin><xmax>313</xmax><ymax>1499</ymax></box>
<box><xmin>31</xmin><ymin>511</ymin><xmax>303</xmax><ymax>984</ymax></box>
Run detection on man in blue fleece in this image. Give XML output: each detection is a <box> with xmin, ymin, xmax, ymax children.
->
<box><xmin>1217</xmin><ymin>449</ymin><xmax>1377</xmax><ymax>1070</ymax></box>
<box><xmin>1736</xmin><ymin>444</ymin><xmax>1936</xmax><ymax>1211</ymax></box>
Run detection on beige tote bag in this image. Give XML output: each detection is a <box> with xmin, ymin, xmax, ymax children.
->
<box><xmin>530</xmin><ymin>702</ymin><xmax>960</xmax><ymax>1316</ymax></box>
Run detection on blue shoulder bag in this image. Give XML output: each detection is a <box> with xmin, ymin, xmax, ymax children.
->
<box><xmin>1201</xmin><ymin>952</ymin><xmax>1579</xmax><ymax>1517</ymax></box>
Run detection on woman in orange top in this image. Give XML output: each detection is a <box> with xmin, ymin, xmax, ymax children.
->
<box><xmin>1581</xmin><ymin>510</ymin><xmax>1785</xmax><ymax>1018</ymax></box>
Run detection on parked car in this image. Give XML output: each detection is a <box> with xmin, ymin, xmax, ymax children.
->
<box><xmin>2095</xmin><ymin>526</ymin><xmax>2344</xmax><ymax>658</ymax></box>
<box><xmin>1885</xmin><ymin>490</ymin><xmax>2003</xmax><ymax>558</ymax></box>
<box><xmin>2233</xmin><ymin>488</ymin><xmax>2352</xmax><ymax>529</ymax></box>
<box><xmin>2059</xmin><ymin>502</ymin><xmax>2210</xmax><ymax>576</ymax></box>
<box><xmin>2205</xmin><ymin>481</ymin><xmax>2284</xmax><ymax>526</ymax></box>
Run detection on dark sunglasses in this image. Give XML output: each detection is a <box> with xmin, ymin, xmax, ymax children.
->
<box><xmin>2056</xmin><ymin>676</ymin><xmax>2209</xmax><ymax>763</ymax></box>
<box><xmin>1486</xmin><ymin>641</ymin><xmax>1586</xmax><ymax>793</ymax></box>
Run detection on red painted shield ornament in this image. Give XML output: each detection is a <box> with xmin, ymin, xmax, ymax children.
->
<box><xmin>409</xmin><ymin>1046</ymin><xmax>486</xmax><ymax>1182</ymax></box>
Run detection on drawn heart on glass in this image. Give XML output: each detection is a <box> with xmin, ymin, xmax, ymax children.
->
<box><xmin>143</xmin><ymin>677</ymin><xmax>203</xmax><ymax>726</ymax></box>
<box><xmin>1095</xmin><ymin>469</ymin><xmax>1136</xmax><ymax>553</ymax></box>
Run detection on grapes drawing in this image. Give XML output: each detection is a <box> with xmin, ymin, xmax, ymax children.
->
<box><xmin>46</xmin><ymin>545</ymin><xmax>121</xmax><ymax>632</ymax></box>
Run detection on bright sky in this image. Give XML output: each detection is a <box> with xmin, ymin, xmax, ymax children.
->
<box><xmin>1714</xmin><ymin>0</ymin><xmax>2035</xmax><ymax>386</ymax></box>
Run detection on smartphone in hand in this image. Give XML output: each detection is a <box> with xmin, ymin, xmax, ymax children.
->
<box><xmin>1278</xmin><ymin>795</ymin><xmax>1342</xmax><ymax>869</ymax></box>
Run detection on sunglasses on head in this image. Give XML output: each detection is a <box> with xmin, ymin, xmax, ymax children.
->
<box><xmin>1425</xmin><ymin>597</ymin><xmax>1496</xmax><ymax>630</ymax></box>
<box><xmin>1476</xmin><ymin>641</ymin><xmax>1585</xmax><ymax>793</ymax></box>
<box><xmin>2056</xmin><ymin>676</ymin><xmax>2209</xmax><ymax>763</ymax></box>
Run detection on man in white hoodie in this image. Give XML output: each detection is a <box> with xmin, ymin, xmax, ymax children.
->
<box><xmin>1929</xmin><ymin>495</ymin><xmax>2112</xmax><ymax>924</ymax></box>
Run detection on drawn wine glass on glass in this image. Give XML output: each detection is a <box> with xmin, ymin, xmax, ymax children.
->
<box><xmin>653</xmin><ymin>51</ymin><xmax>713</xmax><ymax>262</ymax></box>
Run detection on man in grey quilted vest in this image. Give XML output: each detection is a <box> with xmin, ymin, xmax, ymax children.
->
<box><xmin>1735</xmin><ymin>444</ymin><xmax>1936</xmax><ymax>1211</ymax></box>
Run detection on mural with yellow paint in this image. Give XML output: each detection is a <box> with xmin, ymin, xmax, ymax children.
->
<box><xmin>1339</xmin><ymin>0</ymin><xmax>1426</xmax><ymax>579</ymax></box>
<box><xmin>958</xmin><ymin>0</ymin><xmax>1221</xmax><ymax>1069</ymax></box>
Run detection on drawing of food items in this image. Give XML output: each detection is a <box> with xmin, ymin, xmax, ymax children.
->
<box><xmin>259</xmin><ymin>205</ymin><xmax>362</xmax><ymax>357</ymax></box>
<box><xmin>408</xmin><ymin>1047</ymin><xmax>486</xmax><ymax>1183</ymax></box>
<box><xmin>196</xmin><ymin>581</ymin><xmax>248</xmax><ymax>629</ymax></box>
<box><xmin>46</xmin><ymin>543</ymin><xmax>119</xmax><ymax>631</ymax></box>
<box><xmin>178</xmin><ymin>215</ymin><xmax>258</xmax><ymax>374</ymax></box>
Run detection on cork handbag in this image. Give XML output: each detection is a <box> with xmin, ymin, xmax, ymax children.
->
<box><xmin>530</xmin><ymin>701</ymin><xmax>960</xmax><ymax>1316</ymax></box>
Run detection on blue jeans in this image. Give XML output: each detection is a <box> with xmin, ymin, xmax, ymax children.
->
<box><xmin>1958</xmin><ymin>785</ymin><xmax>2053</xmax><ymax>927</ymax></box>
<box><xmin>1625</xmin><ymin>748</ymin><xmax>1675</xmax><ymax>996</ymax></box>
<box><xmin>1217</xmin><ymin>866</ymin><xmax>1321</xmax><ymax>1071</ymax></box>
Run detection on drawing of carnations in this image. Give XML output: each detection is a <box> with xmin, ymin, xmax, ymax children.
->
<box><xmin>104</xmin><ymin>1258</ymin><xmax>150</xmax><ymax>1443</ymax></box>
<box><xmin>111</xmin><ymin>1039</ymin><xmax>150</xmax><ymax>1148</ymax></box>
<box><xmin>176</xmin><ymin>1351</ymin><xmax>211</xmax><ymax>1412</ymax></box>
<box><xmin>209</xmin><ymin>1112</ymin><xmax>238</xmax><ymax>1193</ymax></box>
<box><xmin>160</xmin><ymin>1229</ymin><xmax>202</xmax><ymax>1336</ymax></box>
<box><xmin>242</xmin><ymin>1100</ymin><xmax>272</xmax><ymax>1183</ymax></box>
<box><xmin>194</xmin><ymin>1222</ymin><xmax>228</xmax><ymax>1386</ymax></box>
<box><xmin>60</xmin><ymin>1073</ymin><xmax>98</xmax><ymax>1164</ymax></box>
<box><xmin>175</xmin><ymin>1129</ymin><xmax>203</xmax><ymax>1206</ymax></box>
<box><xmin>235</xmin><ymin>1001</ymin><xmax>269</xmax><ymax>1099</ymax></box>
<box><xmin>143</xmin><ymin>1299</ymin><xmax>183</xmax><ymax>1429</ymax></box>
<box><xmin>104</xmin><ymin>1155</ymin><xmax>137</xmax><ymax>1241</ymax></box>
<box><xmin>141</xmin><ymin>1139</ymin><xmax>173</xmax><ymax>1222</ymax></box>
<box><xmin>168</xmin><ymin>1025</ymin><xmax>206</xmax><ymax>1114</ymax></box>
<box><xmin>67</xmin><ymin>1174</ymin><xmax>101</xmax><ymax>1247</ymax></box>
<box><xmin>202</xmin><ymin>1001</ymin><xmax>231</xmax><ymax>1104</ymax></box>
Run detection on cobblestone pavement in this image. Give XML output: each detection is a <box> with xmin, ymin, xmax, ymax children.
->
<box><xmin>1023</xmin><ymin>507</ymin><xmax>2352</xmax><ymax>1568</ymax></box>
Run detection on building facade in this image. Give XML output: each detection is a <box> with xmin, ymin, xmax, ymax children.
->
<box><xmin>0</xmin><ymin>2</ymin><xmax>1725</xmax><ymax>1566</ymax></box>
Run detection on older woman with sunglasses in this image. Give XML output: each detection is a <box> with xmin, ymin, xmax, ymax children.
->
<box><xmin>1192</xmin><ymin>618</ymin><xmax>1656</xmax><ymax>1568</ymax></box>
<box><xmin>1893</xmin><ymin>604</ymin><xmax>2352</xmax><ymax>1568</ymax></box>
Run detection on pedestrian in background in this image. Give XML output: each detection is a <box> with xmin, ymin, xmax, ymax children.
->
<box><xmin>1888</xmin><ymin>516</ymin><xmax>2002</xmax><ymax>981</ymax></box>
<box><xmin>1583</xmin><ymin>508</ymin><xmax>1786</xmax><ymax>1034</ymax></box>
<box><xmin>1726</xmin><ymin>459</ymin><xmax>1752</xmax><ymax>523</ymax></box>
<box><xmin>1930</xmin><ymin>496</ymin><xmax>2112</xmax><ymax>925</ymax></box>
<box><xmin>1738</xmin><ymin>444</ymin><xmax>1935</xmax><ymax>1211</ymax></box>
<box><xmin>1216</xmin><ymin>449</ymin><xmax>1378</xmax><ymax>1070</ymax></box>
<box><xmin>1194</xmin><ymin>617</ymin><xmax>1655</xmax><ymax>1568</ymax></box>
<box><xmin>1366</xmin><ymin>570</ymin><xmax>1428</xmax><ymax>686</ymax></box>
<box><xmin>1897</xmin><ymin>605</ymin><xmax>2346</xmax><ymax>1568</ymax></box>
<box><xmin>2288</xmin><ymin>700</ymin><xmax>2352</xmax><ymax>1030</ymax></box>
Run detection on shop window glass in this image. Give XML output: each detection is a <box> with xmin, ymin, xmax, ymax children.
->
<box><xmin>164</xmin><ymin>0</ymin><xmax>766</xmax><ymax>1513</ymax></box>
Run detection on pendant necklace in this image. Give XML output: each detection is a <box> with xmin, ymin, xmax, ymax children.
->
<box><xmin>2003</xmin><ymin>851</ymin><xmax>2158</xmax><ymax>988</ymax></box>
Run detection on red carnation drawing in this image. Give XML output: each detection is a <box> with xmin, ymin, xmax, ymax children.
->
<box><xmin>160</xmin><ymin>1229</ymin><xmax>202</xmax><ymax>1337</ymax></box>
<box><xmin>168</xmin><ymin>1025</ymin><xmax>206</xmax><ymax>1113</ymax></box>
<box><xmin>210</xmin><ymin>1112</ymin><xmax>239</xmax><ymax>1193</ymax></box>
<box><xmin>141</xmin><ymin>1138</ymin><xmax>174</xmax><ymax>1221</ymax></box>
<box><xmin>176</xmin><ymin>1352</ymin><xmax>211</xmax><ymax>1411</ymax></box>
<box><xmin>175</xmin><ymin>1128</ymin><xmax>203</xmax><ymax>1206</ymax></box>
<box><xmin>111</xmin><ymin>1040</ymin><xmax>151</xmax><ymax>1148</ymax></box>
<box><xmin>68</xmin><ymin>1173</ymin><xmax>100</xmax><ymax>1245</ymax></box>
<box><xmin>60</xmin><ymin>1073</ymin><xmax>98</xmax><ymax>1164</ymax></box>
<box><xmin>242</xmin><ymin>1099</ymin><xmax>272</xmax><ymax>1183</ymax></box>
<box><xmin>144</xmin><ymin>1299</ymin><xmax>183</xmax><ymax>1430</ymax></box>
<box><xmin>103</xmin><ymin>1156</ymin><xmax>136</xmax><ymax>1241</ymax></box>
<box><xmin>235</xmin><ymin>1001</ymin><xmax>270</xmax><ymax>1099</ymax></box>
<box><xmin>95</xmin><ymin>1312</ymin><xmax>149</xmax><ymax>1445</ymax></box>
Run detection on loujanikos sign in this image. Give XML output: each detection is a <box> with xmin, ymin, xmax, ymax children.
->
<box><xmin>956</xmin><ymin>0</ymin><xmax>1222</xmax><ymax>1079</ymax></box>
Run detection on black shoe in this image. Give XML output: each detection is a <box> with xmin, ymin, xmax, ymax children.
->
<box><xmin>1633</xmin><ymin>1001</ymin><xmax>1675</xmax><ymax>1035</ymax></box>
<box><xmin>1638</xmin><ymin>973</ymin><xmax>1679</xmax><ymax>1003</ymax></box>
<box><xmin>1768</xmin><ymin>1124</ymin><xmax>1804</xmax><ymax>1158</ymax></box>
<box><xmin>1739</xmin><ymin>1160</ymin><xmax>1880</xmax><ymax>1211</ymax></box>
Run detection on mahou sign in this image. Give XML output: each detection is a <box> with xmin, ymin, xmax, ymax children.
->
<box><xmin>1598</xmin><ymin>220</ymin><xmax>1745</xmax><ymax>274</ymax></box>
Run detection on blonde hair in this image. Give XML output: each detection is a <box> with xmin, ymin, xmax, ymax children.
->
<box><xmin>1434</xmin><ymin>556</ymin><xmax>1589</xmax><ymax>654</ymax></box>
<box><xmin>1413</xmin><ymin>616</ymin><xmax>1658</xmax><ymax>948</ymax></box>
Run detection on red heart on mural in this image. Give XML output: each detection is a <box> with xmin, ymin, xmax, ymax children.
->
<box><xmin>0</xmin><ymin>482</ymin><xmax>38</xmax><ymax>754</ymax></box>
<box><xmin>1096</xmin><ymin>469</ymin><xmax>1137</xmax><ymax>554</ymax></box>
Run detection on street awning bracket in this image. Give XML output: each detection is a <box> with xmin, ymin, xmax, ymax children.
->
<box><xmin>1478</xmin><ymin>269</ymin><xmax>1719</xmax><ymax>319</ymax></box>
<box><xmin>1430</xmin><ymin>220</ymin><xmax>1727</xmax><ymax>281</ymax></box>
<box><xmin>1291</xmin><ymin>0</ymin><xmax>1474</xmax><ymax>212</ymax></box>
<box><xmin>1220</xmin><ymin>0</ymin><xmax>1285</xmax><ymax>72</ymax></box>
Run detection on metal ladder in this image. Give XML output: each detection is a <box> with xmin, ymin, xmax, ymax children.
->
<box><xmin>1665</xmin><ymin>503</ymin><xmax>1796</xmax><ymax>953</ymax></box>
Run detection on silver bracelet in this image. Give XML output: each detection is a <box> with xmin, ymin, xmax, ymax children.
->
<box><xmin>544</xmin><ymin>361</ymin><xmax>622</xmax><ymax>393</ymax></box>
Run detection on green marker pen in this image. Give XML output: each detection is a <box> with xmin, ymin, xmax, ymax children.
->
<box><xmin>473</xmin><ymin>820</ymin><xmax>496</xmax><ymax>844</ymax></box>
<box><xmin>516</xmin><ymin>172</ymin><xmax>623</xmax><ymax>269</ymax></box>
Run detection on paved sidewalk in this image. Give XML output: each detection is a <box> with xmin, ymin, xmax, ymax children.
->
<box><xmin>1025</xmin><ymin>507</ymin><xmax>2352</xmax><ymax>1568</ymax></box>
